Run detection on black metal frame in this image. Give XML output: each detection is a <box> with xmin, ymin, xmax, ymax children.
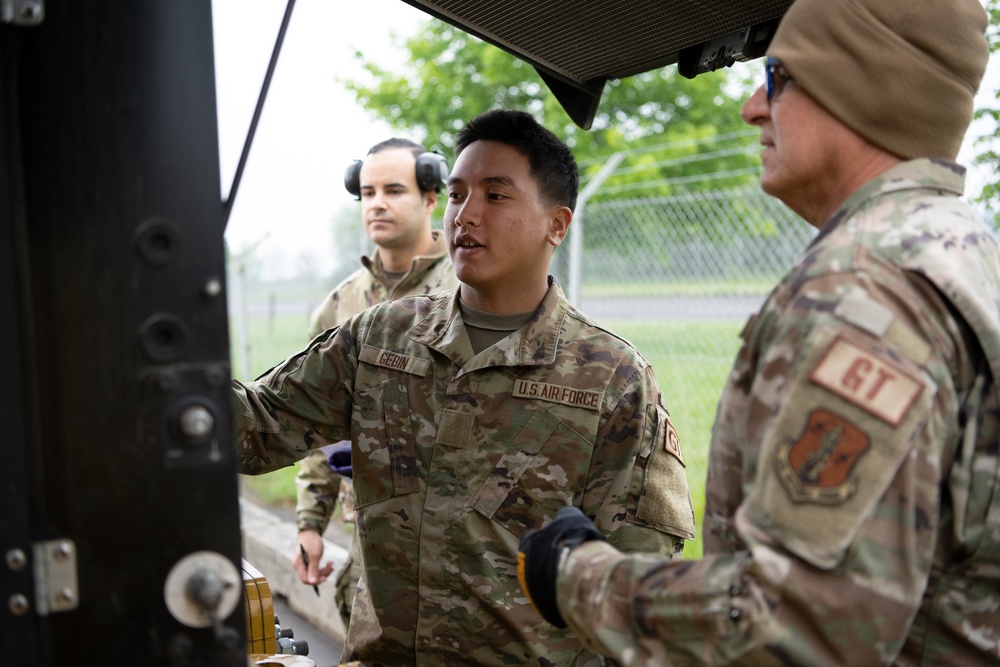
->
<box><xmin>1</xmin><ymin>3</ymin><xmax>244</xmax><ymax>663</ymax></box>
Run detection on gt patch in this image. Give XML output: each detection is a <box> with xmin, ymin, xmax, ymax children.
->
<box><xmin>809</xmin><ymin>336</ymin><xmax>924</xmax><ymax>426</ymax></box>
<box><xmin>776</xmin><ymin>409</ymin><xmax>870</xmax><ymax>504</ymax></box>
<box><xmin>662</xmin><ymin>416</ymin><xmax>684</xmax><ymax>466</ymax></box>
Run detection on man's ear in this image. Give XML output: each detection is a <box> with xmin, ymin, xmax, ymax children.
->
<box><xmin>546</xmin><ymin>206</ymin><xmax>572</xmax><ymax>247</ymax></box>
<box><xmin>423</xmin><ymin>190</ymin><xmax>439</xmax><ymax>213</ymax></box>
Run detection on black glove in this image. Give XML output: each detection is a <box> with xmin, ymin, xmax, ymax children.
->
<box><xmin>517</xmin><ymin>506</ymin><xmax>605</xmax><ymax>628</ymax></box>
<box><xmin>326</xmin><ymin>443</ymin><xmax>352</xmax><ymax>479</ymax></box>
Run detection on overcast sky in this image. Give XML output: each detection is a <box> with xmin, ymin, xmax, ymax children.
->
<box><xmin>214</xmin><ymin>0</ymin><xmax>428</xmax><ymax>280</ymax></box>
<box><xmin>214</xmin><ymin>0</ymin><xmax>999</xmax><ymax>282</ymax></box>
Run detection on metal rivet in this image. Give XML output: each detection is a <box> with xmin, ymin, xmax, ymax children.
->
<box><xmin>56</xmin><ymin>588</ymin><xmax>74</xmax><ymax>605</ymax></box>
<box><xmin>179</xmin><ymin>405</ymin><xmax>214</xmax><ymax>439</ymax></box>
<box><xmin>203</xmin><ymin>366</ymin><xmax>226</xmax><ymax>388</ymax></box>
<box><xmin>9</xmin><ymin>594</ymin><xmax>29</xmax><ymax>616</ymax></box>
<box><xmin>155</xmin><ymin>372</ymin><xmax>178</xmax><ymax>392</ymax></box>
<box><xmin>729</xmin><ymin>608</ymin><xmax>741</xmax><ymax>621</ymax></box>
<box><xmin>6</xmin><ymin>549</ymin><xmax>27</xmax><ymax>572</ymax></box>
<box><xmin>53</xmin><ymin>542</ymin><xmax>72</xmax><ymax>561</ymax></box>
<box><xmin>202</xmin><ymin>278</ymin><xmax>222</xmax><ymax>298</ymax></box>
<box><xmin>21</xmin><ymin>2</ymin><xmax>40</xmax><ymax>20</ymax></box>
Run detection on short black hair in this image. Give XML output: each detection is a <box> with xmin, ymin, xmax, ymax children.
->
<box><xmin>368</xmin><ymin>137</ymin><xmax>427</xmax><ymax>163</ymax></box>
<box><xmin>455</xmin><ymin>109</ymin><xmax>578</xmax><ymax>211</ymax></box>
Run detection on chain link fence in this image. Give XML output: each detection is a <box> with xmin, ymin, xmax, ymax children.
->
<box><xmin>231</xmin><ymin>180</ymin><xmax>817</xmax><ymax>553</ymax></box>
<box><xmin>550</xmin><ymin>184</ymin><xmax>816</xmax><ymax>512</ymax></box>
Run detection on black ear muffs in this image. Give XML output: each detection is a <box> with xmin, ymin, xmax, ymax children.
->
<box><xmin>344</xmin><ymin>152</ymin><xmax>449</xmax><ymax>200</ymax></box>
<box><xmin>414</xmin><ymin>151</ymin><xmax>449</xmax><ymax>194</ymax></box>
<box><xmin>344</xmin><ymin>159</ymin><xmax>364</xmax><ymax>199</ymax></box>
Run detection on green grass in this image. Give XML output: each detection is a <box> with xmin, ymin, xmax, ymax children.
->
<box><xmin>236</xmin><ymin>314</ymin><xmax>744</xmax><ymax>559</ymax></box>
<box><xmin>241</xmin><ymin>463</ymin><xmax>301</xmax><ymax>509</ymax></box>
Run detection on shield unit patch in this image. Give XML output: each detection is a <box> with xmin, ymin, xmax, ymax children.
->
<box><xmin>776</xmin><ymin>409</ymin><xmax>871</xmax><ymax>504</ymax></box>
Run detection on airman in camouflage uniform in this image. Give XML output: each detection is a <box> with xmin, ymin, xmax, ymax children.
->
<box><xmin>236</xmin><ymin>109</ymin><xmax>695</xmax><ymax>665</ymax></box>
<box><xmin>305</xmin><ymin>234</ymin><xmax>455</xmax><ymax>340</ymax></box>
<box><xmin>295</xmin><ymin>139</ymin><xmax>458</xmax><ymax>633</ymax></box>
<box><xmin>518</xmin><ymin>0</ymin><xmax>1000</xmax><ymax>664</ymax></box>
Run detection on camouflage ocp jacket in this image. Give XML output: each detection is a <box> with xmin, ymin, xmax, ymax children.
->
<box><xmin>555</xmin><ymin>159</ymin><xmax>1000</xmax><ymax>666</ymax></box>
<box><xmin>305</xmin><ymin>229</ymin><xmax>458</xmax><ymax>340</ymax></box>
<box><xmin>234</xmin><ymin>279</ymin><xmax>695</xmax><ymax>666</ymax></box>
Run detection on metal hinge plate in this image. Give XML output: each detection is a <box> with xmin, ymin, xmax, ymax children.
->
<box><xmin>33</xmin><ymin>539</ymin><xmax>79</xmax><ymax>615</ymax></box>
<box><xmin>1</xmin><ymin>0</ymin><xmax>44</xmax><ymax>25</ymax></box>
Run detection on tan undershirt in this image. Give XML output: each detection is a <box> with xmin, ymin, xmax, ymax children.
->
<box><xmin>459</xmin><ymin>300</ymin><xmax>535</xmax><ymax>355</ymax></box>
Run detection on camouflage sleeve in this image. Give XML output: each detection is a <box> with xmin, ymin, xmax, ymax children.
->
<box><xmin>584</xmin><ymin>364</ymin><xmax>695</xmax><ymax>558</ymax></box>
<box><xmin>306</xmin><ymin>293</ymin><xmax>336</xmax><ymax>341</ymax></box>
<box><xmin>233</xmin><ymin>326</ymin><xmax>357</xmax><ymax>475</ymax></box>
<box><xmin>557</xmin><ymin>541</ymin><xmax>779</xmax><ymax>665</ymax></box>
<box><xmin>556</xmin><ymin>270</ymin><xmax>963</xmax><ymax>665</ymax></box>
<box><xmin>305</xmin><ymin>308</ymin><xmax>323</xmax><ymax>342</ymax></box>
<box><xmin>295</xmin><ymin>449</ymin><xmax>342</xmax><ymax>533</ymax></box>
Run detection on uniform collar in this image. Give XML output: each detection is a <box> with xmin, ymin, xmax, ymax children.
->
<box><xmin>407</xmin><ymin>277</ymin><xmax>570</xmax><ymax>373</ymax></box>
<box><xmin>817</xmin><ymin>158</ymin><xmax>967</xmax><ymax>241</ymax></box>
<box><xmin>362</xmin><ymin>229</ymin><xmax>449</xmax><ymax>280</ymax></box>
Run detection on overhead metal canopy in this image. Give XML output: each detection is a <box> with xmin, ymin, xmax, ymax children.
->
<box><xmin>402</xmin><ymin>0</ymin><xmax>793</xmax><ymax>128</ymax></box>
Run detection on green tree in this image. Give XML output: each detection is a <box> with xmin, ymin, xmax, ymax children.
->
<box><xmin>973</xmin><ymin>0</ymin><xmax>1000</xmax><ymax>229</ymax></box>
<box><xmin>342</xmin><ymin>20</ymin><xmax>759</xmax><ymax>202</ymax></box>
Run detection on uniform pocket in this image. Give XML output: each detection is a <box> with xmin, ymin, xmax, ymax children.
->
<box><xmin>471</xmin><ymin>407</ymin><xmax>590</xmax><ymax>538</ymax></box>
<box><xmin>352</xmin><ymin>378</ymin><xmax>420</xmax><ymax>508</ymax></box>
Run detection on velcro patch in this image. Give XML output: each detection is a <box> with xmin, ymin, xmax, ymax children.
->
<box><xmin>776</xmin><ymin>409</ymin><xmax>870</xmax><ymax>504</ymax></box>
<box><xmin>809</xmin><ymin>337</ymin><xmax>924</xmax><ymax>426</ymax></box>
<box><xmin>359</xmin><ymin>344</ymin><xmax>430</xmax><ymax>376</ymax></box>
<box><xmin>512</xmin><ymin>379</ymin><xmax>601</xmax><ymax>411</ymax></box>
<box><xmin>663</xmin><ymin>415</ymin><xmax>684</xmax><ymax>466</ymax></box>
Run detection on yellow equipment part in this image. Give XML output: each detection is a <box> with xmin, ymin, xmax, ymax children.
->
<box><xmin>242</xmin><ymin>559</ymin><xmax>276</xmax><ymax>656</ymax></box>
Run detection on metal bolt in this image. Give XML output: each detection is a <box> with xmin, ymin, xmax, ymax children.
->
<box><xmin>53</xmin><ymin>542</ymin><xmax>72</xmax><ymax>561</ymax></box>
<box><xmin>201</xmin><ymin>278</ymin><xmax>222</xmax><ymax>298</ymax></box>
<box><xmin>55</xmin><ymin>588</ymin><xmax>74</xmax><ymax>605</ymax></box>
<box><xmin>203</xmin><ymin>366</ymin><xmax>226</xmax><ymax>388</ymax></box>
<box><xmin>216</xmin><ymin>626</ymin><xmax>241</xmax><ymax>650</ymax></box>
<box><xmin>167</xmin><ymin>634</ymin><xmax>194</xmax><ymax>661</ymax></box>
<box><xmin>20</xmin><ymin>2</ymin><xmax>40</xmax><ymax>20</ymax></box>
<box><xmin>8</xmin><ymin>594</ymin><xmax>29</xmax><ymax>616</ymax></box>
<box><xmin>5</xmin><ymin>549</ymin><xmax>26</xmax><ymax>572</ymax></box>
<box><xmin>178</xmin><ymin>405</ymin><xmax>214</xmax><ymax>439</ymax></box>
<box><xmin>186</xmin><ymin>569</ymin><xmax>223</xmax><ymax>610</ymax></box>
<box><xmin>155</xmin><ymin>372</ymin><xmax>178</xmax><ymax>392</ymax></box>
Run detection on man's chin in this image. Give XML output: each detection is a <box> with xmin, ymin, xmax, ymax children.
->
<box><xmin>758</xmin><ymin>170</ymin><xmax>783</xmax><ymax>199</ymax></box>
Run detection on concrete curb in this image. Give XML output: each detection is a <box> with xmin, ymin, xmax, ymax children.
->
<box><xmin>239</xmin><ymin>498</ymin><xmax>349</xmax><ymax>645</ymax></box>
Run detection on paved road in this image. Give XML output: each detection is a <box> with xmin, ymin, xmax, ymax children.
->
<box><xmin>237</xmin><ymin>295</ymin><xmax>766</xmax><ymax>321</ymax></box>
<box><xmin>578</xmin><ymin>295</ymin><xmax>764</xmax><ymax>320</ymax></box>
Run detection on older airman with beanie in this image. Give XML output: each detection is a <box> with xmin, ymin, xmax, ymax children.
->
<box><xmin>517</xmin><ymin>0</ymin><xmax>1000</xmax><ymax>664</ymax></box>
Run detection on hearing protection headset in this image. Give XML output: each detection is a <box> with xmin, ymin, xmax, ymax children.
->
<box><xmin>344</xmin><ymin>151</ymin><xmax>449</xmax><ymax>199</ymax></box>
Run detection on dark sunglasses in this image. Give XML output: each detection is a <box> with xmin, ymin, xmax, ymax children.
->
<box><xmin>765</xmin><ymin>57</ymin><xmax>796</xmax><ymax>102</ymax></box>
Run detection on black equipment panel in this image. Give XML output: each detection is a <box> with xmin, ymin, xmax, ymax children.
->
<box><xmin>0</xmin><ymin>2</ymin><xmax>245</xmax><ymax>664</ymax></box>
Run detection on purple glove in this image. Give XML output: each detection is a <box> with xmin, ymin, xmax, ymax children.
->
<box><xmin>326</xmin><ymin>443</ymin><xmax>352</xmax><ymax>479</ymax></box>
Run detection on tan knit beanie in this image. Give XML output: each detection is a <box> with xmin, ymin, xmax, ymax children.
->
<box><xmin>768</xmin><ymin>0</ymin><xmax>989</xmax><ymax>160</ymax></box>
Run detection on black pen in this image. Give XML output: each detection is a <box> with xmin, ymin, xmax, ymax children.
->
<box><xmin>300</xmin><ymin>543</ymin><xmax>320</xmax><ymax>597</ymax></box>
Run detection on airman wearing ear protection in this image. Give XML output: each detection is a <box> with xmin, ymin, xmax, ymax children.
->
<box><xmin>295</xmin><ymin>138</ymin><xmax>458</xmax><ymax>635</ymax></box>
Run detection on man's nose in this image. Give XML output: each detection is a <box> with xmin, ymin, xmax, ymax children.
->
<box><xmin>366</xmin><ymin>189</ymin><xmax>388</xmax><ymax>210</ymax></box>
<box><xmin>450</xmin><ymin>198</ymin><xmax>480</xmax><ymax>227</ymax></box>
<box><xmin>741</xmin><ymin>85</ymin><xmax>769</xmax><ymax>126</ymax></box>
